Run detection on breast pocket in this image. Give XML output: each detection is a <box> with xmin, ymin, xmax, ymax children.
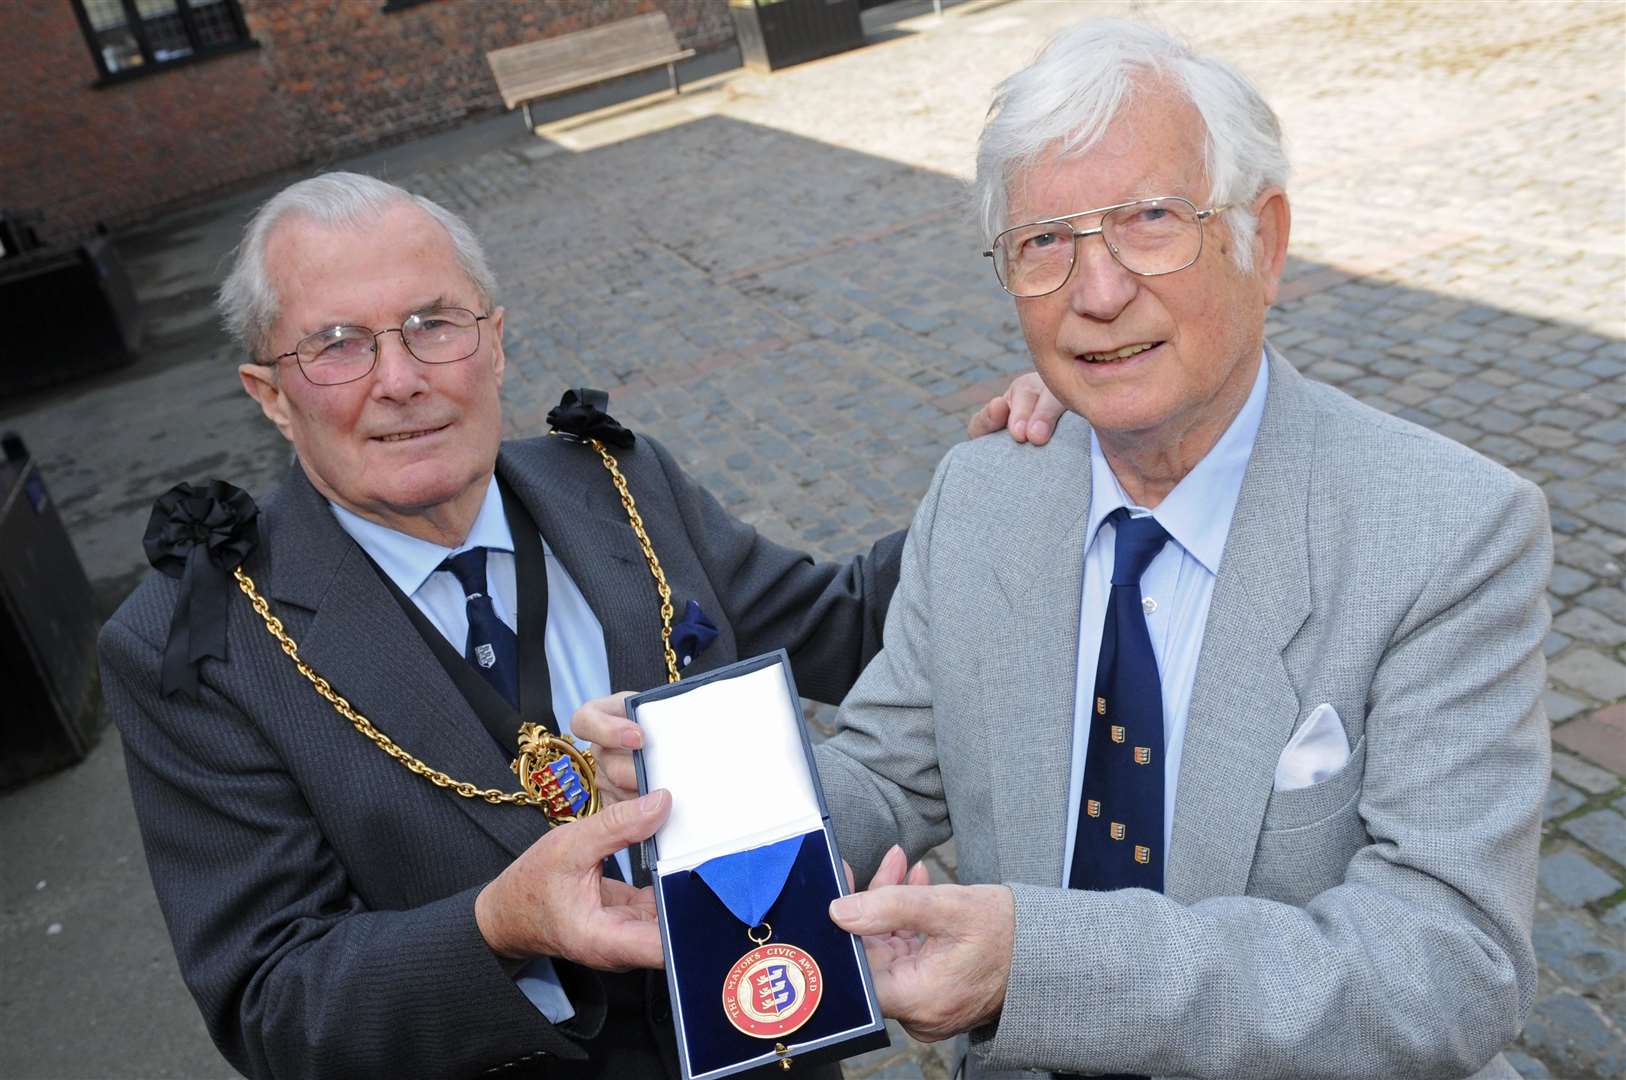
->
<box><xmin>1247</xmin><ymin>735</ymin><xmax>1368</xmax><ymax>906</ymax></box>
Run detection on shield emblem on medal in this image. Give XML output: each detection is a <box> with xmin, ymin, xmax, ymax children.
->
<box><xmin>722</xmin><ymin>943</ymin><xmax>824</xmax><ymax>1038</ymax></box>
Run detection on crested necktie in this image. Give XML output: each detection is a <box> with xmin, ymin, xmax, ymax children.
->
<box><xmin>1058</xmin><ymin>509</ymin><xmax>1170</xmax><ymax>1080</ymax></box>
<box><xmin>1069</xmin><ymin>507</ymin><xmax>1170</xmax><ymax>894</ymax></box>
<box><xmin>439</xmin><ymin>546</ymin><xmax>520</xmax><ymax>712</ymax></box>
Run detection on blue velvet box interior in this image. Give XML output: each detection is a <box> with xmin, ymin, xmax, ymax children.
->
<box><xmin>630</xmin><ymin>651</ymin><xmax>887</xmax><ymax>1079</ymax></box>
<box><xmin>660</xmin><ymin>828</ymin><xmax>874</xmax><ymax>1077</ymax></box>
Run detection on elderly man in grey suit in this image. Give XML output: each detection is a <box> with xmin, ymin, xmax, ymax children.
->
<box><xmin>806</xmin><ymin>20</ymin><xmax>1552</xmax><ymax>1080</ymax></box>
<box><xmin>99</xmin><ymin>171</ymin><xmax>1056</xmax><ymax>1079</ymax></box>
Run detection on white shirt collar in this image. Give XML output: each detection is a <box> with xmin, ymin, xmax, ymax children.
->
<box><xmin>1084</xmin><ymin>351</ymin><xmax>1270</xmax><ymax>573</ymax></box>
<box><xmin>328</xmin><ymin>476</ymin><xmax>515</xmax><ymax>597</ymax></box>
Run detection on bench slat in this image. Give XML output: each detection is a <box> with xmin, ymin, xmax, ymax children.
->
<box><xmin>496</xmin><ymin>51</ymin><xmax>695</xmax><ymax>108</ymax></box>
<box><xmin>487</xmin><ymin>12</ymin><xmax>692</xmax><ymax>112</ymax></box>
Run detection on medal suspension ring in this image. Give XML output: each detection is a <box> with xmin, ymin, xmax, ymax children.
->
<box><xmin>234</xmin><ymin>435</ymin><xmax>679</xmax><ymax>824</ymax></box>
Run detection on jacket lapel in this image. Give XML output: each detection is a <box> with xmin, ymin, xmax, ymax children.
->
<box><xmin>261</xmin><ymin>466</ymin><xmax>545</xmax><ymax>859</ymax></box>
<box><xmin>983</xmin><ymin>416</ymin><xmax>1094</xmax><ymax>887</ymax></box>
<box><xmin>1165</xmin><ymin>348</ymin><xmax>1314</xmax><ymax>904</ymax></box>
<box><xmin>497</xmin><ymin>441</ymin><xmax>669</xmax><ymax>695</ymax></box>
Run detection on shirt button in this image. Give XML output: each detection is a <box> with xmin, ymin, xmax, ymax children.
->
<box><xmin>1142</xmin><ymin>597</ymin><xmax>1158</xmax><ymax>614</ymax></box>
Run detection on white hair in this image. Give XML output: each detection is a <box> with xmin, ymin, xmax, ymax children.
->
<box><xmin>974</xmin><ymin>18</ymin><xmax>1289</xmax><ymax>272</ymax></box>
<box><xmin>217</xmin><ymin>171</ymin><xmax>498</xmax><ymax>360</ymax></box>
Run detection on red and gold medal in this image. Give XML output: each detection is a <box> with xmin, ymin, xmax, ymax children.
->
<box><xmin>721</xmin><ymin>923</ymin><xmax>824</xmax><ymax>1038</ymax></box>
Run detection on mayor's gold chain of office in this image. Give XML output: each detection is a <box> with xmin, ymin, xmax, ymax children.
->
<box><xmin>233</xmin><ymin>434</ymin><xmax>679</xmax><ymax>821</ymax></box>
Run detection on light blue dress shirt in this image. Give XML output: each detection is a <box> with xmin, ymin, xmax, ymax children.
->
<box><xmin>1062</xmin><ymin>355</ymin><xmax>1269</xmax><ymax>884</ymax></box>
<box><xmin>330</xmin><ymin>476</ymin><xmax>621</xmax><ymax>1022</ymax></box>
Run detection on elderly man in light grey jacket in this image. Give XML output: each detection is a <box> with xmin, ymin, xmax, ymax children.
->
<box><xmin>811</xmin><ymin>19</ymin><xmax>1551</xmax><ymax>1080</ymax></box>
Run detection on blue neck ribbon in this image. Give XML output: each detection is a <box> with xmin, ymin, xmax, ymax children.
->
<box><xmin>693</xmin><ymin>833</ymin><xmax>807</xmax><ymax>928</ymax></box>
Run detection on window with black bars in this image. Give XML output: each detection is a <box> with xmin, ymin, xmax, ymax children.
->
<box><xmin>72</xmin><ymin>0</ymin><xmax>252</xmax><ymax>80</ymax></box>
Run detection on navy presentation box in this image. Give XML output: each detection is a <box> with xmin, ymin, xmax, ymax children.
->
<box><xmin>628</xmin><ymin>651</ymin><xmax>888</xmax><ymax>1078</ymax></box>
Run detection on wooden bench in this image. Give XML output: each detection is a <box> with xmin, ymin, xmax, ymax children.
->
<box><xmin>486</xmin><ymin>12</ymin><xmax>696</xmax><ymax>132</ymax></box>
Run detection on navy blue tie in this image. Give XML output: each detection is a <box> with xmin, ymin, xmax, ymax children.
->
<box><xmin>439</xmin><ymin>547</ymin><xmax>519</xmax><ymax>712</ymax></box>
<box><xmin>1068</xmin><ymin>508</ymin><xmax>1170</xmax><ymax>894</ymax></box>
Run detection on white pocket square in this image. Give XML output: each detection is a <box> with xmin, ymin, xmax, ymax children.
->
<box><xmin>1274</xmin><ymin>703</ymin><xmax>1351</xmax><ymax>792</ymax></box>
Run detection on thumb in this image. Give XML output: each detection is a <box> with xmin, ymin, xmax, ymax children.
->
<box><xmin>555</xmin><ymin>789</ymin><xmax>670</xmax><ymax>871</ymax></box>
<box><xmin>829</xmin><ymin>883</ymin><xmax>929</xmax><ymax>936</ymax></box>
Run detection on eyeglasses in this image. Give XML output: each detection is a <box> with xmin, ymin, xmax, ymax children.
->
<box><xmin>984</xmin><ymin>197</ymin><xmax>1229</xmax><ymax>298</ymax></box>
<box><xmin>271</xmin><ymin>306</ymin><xmax>491</xmax><ymax>386</ymax></box>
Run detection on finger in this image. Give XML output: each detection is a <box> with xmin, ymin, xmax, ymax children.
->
<box><xmin>966</xmin><ymin>395</ymin><xmax>1010</xmax><ymax>440</ymax></box>
<box><xmin>830</xmin><ymin>882</ymin><xmax>942</xmax><ymax>936</ymax></box>
<box><xmin>906</xmin><ymin>860</ymin><xmax>931</xmax><ymax>887</ymax></box>
<box><xmin>1005</xmin><ymin>377</ymin><xmax>1042</xmax><ymax>425</ymax></box>
<box><xmin>592</xmin><ymin>919</ymin><xmax>666</xmax><ymax>972</ymax></box>
<box><xmin>843</xmin><ymin>859</ymin><xmax>856</xmax><ymax>893</ymax></box>
<box><xmin>1026</xmin><ymin>384</ymin><xmax>1065</xmax><ymax>446</ymax></box>
<box><xmin>600</xmin><ymin>878</ymin><xmax>652</xmax><ymax>908</ymax></box>
<box><xmin>600</xmin><ymin>751</ymin><xmax>639</xmax><ymax>794</ymax></box>
<box><xmin>866</xmin><ymin>845</ymin><xmax>907</xmax><ymax>891</ymax></box>
<box><xmin>553</xmin><ymin>790</ymin><xmax>671</xmax><ymax>871</ymax></box>
<box><xmin>572</xmin><ymin>695</ymin><xmax>644</xmax><ymax>750</ymax></box>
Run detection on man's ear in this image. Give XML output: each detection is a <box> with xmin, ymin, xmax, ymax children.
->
<box><xmin>1253</xmin><ymin>188</ymin><xmax>1291</xmax><ymax>306</ymax></box>
<box><xmin>239</xmin><ymin>362</ymin><xmax>295</xmax><ymax>442</ymax></box>
<box><xmin>488</xmin><ymin>306</ymin><xmax>506</xmax><ymax>385</ymax></box>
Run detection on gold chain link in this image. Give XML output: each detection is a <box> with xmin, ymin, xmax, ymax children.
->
<box><xmin>582</xmin><ymin>436</ymin><xmax>682</xmax><ymax>686</ymax></box>
<box><xmin>231</xmin><ymin>434</ymin><xmax>678</xmax><ymax>809</ymax></box>
<box><xmin>233</xmin><ymin>566</ymin><xmax>545</xmax><ymax>806</ymax></box>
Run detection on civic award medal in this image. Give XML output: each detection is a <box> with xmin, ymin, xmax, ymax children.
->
<box><xmin>696</xmin><ymin>835</ymin><xmax>824</xmax><ymax>1039</ymax></box>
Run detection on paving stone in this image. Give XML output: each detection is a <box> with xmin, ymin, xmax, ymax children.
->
<box><xmin>1555</xmin><ymin>540</ymin><xmax>1621</xmax><ymax>581</ymax></box>
<box><xmin>1517</xmin><ymin>992</ymin><xmax>1626</xmax><ymax>1080</ymax></box>
<box><xmin>1538</xmin><ymin>849</ymin><xmax>1621</xmax><ymax>906</ymax></box>
<box><xmin>1552</xmin><ymin>606</ymin><xmax>1626</xmax><ymax>650</ymax></box>
<box><xmin>1577</xmin><ymin>585</ymin><xmax>1626</xmax><ymax>621</ymax></box>
<box><xmin>1544</xmin><ymin>777</ymin><xmax>1587</xmax><ymax>822</ymax></box>
<box><xmin>1550</xmin><ymin>565</ymin><xmax>1599</xmax><ymax>597</ymax></box>
<box><xmin>1562</xmin><ymin>808</ymin><xmax>1626</xmax><ymax>869</ymax></box>
<box><xmin>1549</xmin><ymin>649</ymin><xmax>1626</xmax><ymax>702</ymax></box>
<box><xmin>1552</xmin><ymin>704</ymin><xmax>1626</xmax><ymax>777</ymax></box>
<box><xmin>1533</xmin><ymin>912</ymin><xmax>1626</xmax><ymax>991</ymax></box>
<box><xmin>1502</xmin><ymin>1050</ymin><xmax>1553</xmax><ymax>1079</ymax></box>
<box><xmin>1545</xmin><ymin>688</ymin><xmax>1587</xmax><ymax>723</ymax></box>
<box><xmin>1551</xmin><ymin>750</ymin><xmax>1622</xmax><ymax>796</ymax></box>
<box><xmin>1542</xmin><ymin>631</ymin><xmax>1572</xmax><ymax>659</ymax></box>
<box><xmin>1603</xmin><ymin>902</ymin><xmax>1626</xmax><ymax>931</ymax></box>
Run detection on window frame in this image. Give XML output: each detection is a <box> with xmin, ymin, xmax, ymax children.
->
<box><xmin>70</xmin><ymin>0</ymin><xmax>257</xmax><ymax>86</ymax></box>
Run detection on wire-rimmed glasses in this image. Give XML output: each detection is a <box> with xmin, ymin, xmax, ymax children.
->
<box><xmin>272</xmin><ymin>306</ymin><xmax>491</xmax><ymax>386</ymax></box>
<box><xmin>984</xmin><ymin>196</ymin><xmax>1229</xmax><ymax>298</ymax></box>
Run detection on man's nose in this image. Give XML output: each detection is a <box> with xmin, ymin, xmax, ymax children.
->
<box><xmin>1065</xmin><ymin>233</ymin><xmax>1138</xmax><ymax>321</ymax></box>
<box><xmin>369</xmin><ymin>329</ymin><xmax>429</xmax><ymax>398</ymax></box>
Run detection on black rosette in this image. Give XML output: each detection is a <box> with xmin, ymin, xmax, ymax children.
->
<box><xmin>546</xmin><ymin>388</ymin><xmax>635</xmax><ymax>449</ymax></box>
<box><xmin>142</xmin><ymin>481</ymin><xmax>259</xmax><ymax>700</ymax></box>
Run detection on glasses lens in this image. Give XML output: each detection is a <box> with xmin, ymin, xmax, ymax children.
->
<box><xmin>296</xmin><ymin>326</ymin><xmax>376</xmax><ymax>385</ymax></box>
<box><xmin>995</xmin><ymin>222</ymin><xmax>1076</xmax><ymax>297</ymax></box>
<box><xmin>1101</xmin><ymin>198</ymin><xmax>1202</xmax><ymax>276</ymax></box>
<box><xmin>403</xmin><ymin>307</ymin><xmax>480</xmax><ymax>364</ymax></box>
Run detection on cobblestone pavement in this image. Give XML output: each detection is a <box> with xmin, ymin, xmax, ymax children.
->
<box><xmin>1</xmin><ymin>1</ymin><xmax>1621</xmax><ymax>1077</ymax></box>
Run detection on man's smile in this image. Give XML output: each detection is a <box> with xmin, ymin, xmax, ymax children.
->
<box><xmin>372</xmin><ymin>423</ymin><xmax>451</xmax><ymax>443</ymax></box>
<box><xmin>1076</xmin><ymin>341</ymin><xmax>1163</xmax><ymax>365</ymax></box>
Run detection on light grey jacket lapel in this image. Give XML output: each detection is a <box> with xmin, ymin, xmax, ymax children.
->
<box><xmin>1166</xmin><ymin>348</ymin><xmax>1314</xmax><ymax>903</ymax></box>
<box><xmin>983</xmin><ymin>416</ymin><xmax>1095</xmax><ymax>887</ymax></box>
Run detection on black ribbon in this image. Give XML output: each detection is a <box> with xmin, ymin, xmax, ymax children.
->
<box><xmin>546</xmin><ymin>388</ymin><xmax>635</xmax><ymax>449</ymax></box>
<box><xmin>142</xmin><ymin>481</ymin><xmax>259</xmax><ymax>700</ymax></box>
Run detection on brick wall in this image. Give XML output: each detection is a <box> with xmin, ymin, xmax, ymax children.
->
<box><xmin>256</xmin><ymin>0</ymin><xmax>735</xmax><ymax>159</ymax></box>
<box><xmin>0</xmin><ymin>3</ymin><xmax>300</xmax><ymax>246</ymax></box>
<box><xmin>0</xmin><ymin>0</ymin><xmax>734</xmax><ymax>244</ymax></box>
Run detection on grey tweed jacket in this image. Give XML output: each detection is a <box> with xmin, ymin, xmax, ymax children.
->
<box><xmin>817</xmin><ymin>348</ymin><xmax>1552</xmax><ymax>1080</ymax></box>
<box><xmin>101</xmin><ymin>432</ymin><xmax>902</xmax><ymax>1080</ymax></box>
